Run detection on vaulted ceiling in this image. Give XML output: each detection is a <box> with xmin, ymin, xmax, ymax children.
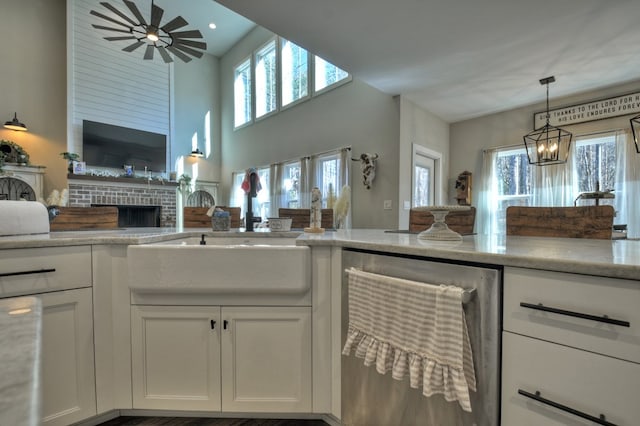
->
<box><xmin>215</xmin><ymin>0</ymin><xmax>640</xmax><ymax>123</ymax></box>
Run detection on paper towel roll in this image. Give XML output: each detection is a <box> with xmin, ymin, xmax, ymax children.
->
<box><xmin>0</xmin><ymin>201</ymin><xmax>50</xmax><ymax>236</ymax></box>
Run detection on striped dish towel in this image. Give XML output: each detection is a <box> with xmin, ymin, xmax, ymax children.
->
<box><xmin>342</xmin><ymin>267</ymin><xmax>476</xmax><ymax>412</ymax></box>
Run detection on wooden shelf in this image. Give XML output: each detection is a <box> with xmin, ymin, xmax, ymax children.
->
<box><xmin>67</xmin><ymin>174</ymin><xmax>178</xmax><ymax>187</ymax></box>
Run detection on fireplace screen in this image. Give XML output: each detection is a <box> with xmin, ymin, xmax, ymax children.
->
<box><xmin>0</xmin><ymin>177</ymin><xmax>36</xmax><ymax>201</ymax></box>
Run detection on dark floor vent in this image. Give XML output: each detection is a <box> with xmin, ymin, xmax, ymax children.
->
<box><xmin>93</xmin><ymin>204</ymin><xmax>161</xmax><ymax>227</ymax></box>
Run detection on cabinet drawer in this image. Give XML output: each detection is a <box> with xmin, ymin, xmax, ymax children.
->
<box><xmin>504</xmin><ymin>267</ymin><xmax>640</xmax><ymax>363</ymax></box>
<box><xmin>502</xmin><ymin>332</ymin><xmax>640</xmax><ymax>426</ymax></box>
<box><xmin>0</xmin><ymin>246</ymin><xmax>92</xmax><ymax>298</ymax></box>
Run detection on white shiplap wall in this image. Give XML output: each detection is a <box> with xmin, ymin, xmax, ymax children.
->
<box><xmin>70</xmin><ymin>0</ymin><xmax>171</xmax><ymax>164</ymax></box>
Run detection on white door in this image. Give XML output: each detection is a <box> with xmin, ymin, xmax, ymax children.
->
<box><xmin>221</xmin><ymin>306</ymin><xmax>312</xmax><ymax>412</ymax></box>
<box><xmin>41</xmin><ymin>288</ymin><xmax>96</xmax><ymax>426</ymax></box>
<box><xmin>412</xmin><ymin>144</ymin><xmax>441</xmax><ymax>207</ymax></box>
<box><xmin>131</xmin><ymin>305</ymin><xmax>222</xmax><ymax>411</ymax></box>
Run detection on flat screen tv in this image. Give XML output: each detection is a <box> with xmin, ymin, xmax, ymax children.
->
<box><xmin>82</xmin><ymin>120</ymin><xmax>167</xmax><ymax>173</ymax></box>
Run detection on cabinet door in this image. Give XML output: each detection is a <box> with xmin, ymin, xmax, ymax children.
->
<box><xmin>131</xmin><ymin>305</ymin><xmax>221</xmax><ymax>411</ymax></box>
<box><xmin>41</xmin><ymin>288</ymin><xmax>96</xmax><ymax>426</ymax></box>
<box><xmin>221</xmin><ymin>307</ymin><xmax>312</xmax><ymax>412</ymax></box>
<box><xmin>502</xmin><ymin>332</ymin><xmax>640</xmax><ymax>425</ymax></box>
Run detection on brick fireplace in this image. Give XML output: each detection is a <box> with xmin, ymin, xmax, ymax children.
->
<box><xmin>67</xmin><ymin>176</ymin><xmax>178</xmax><ymax>227</ymax></box>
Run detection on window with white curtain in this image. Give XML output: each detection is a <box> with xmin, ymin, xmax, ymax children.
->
<box><xmin>314</xmin><ymin>56</ymin><xmax>350</xmax><ymax>93</ymax></box>
<box><xmin>229</xmin><ymin>148</ymin><xmax>350</xmax><ymax>226</ymax></box>
<box><xmin>315</xmin><ymin>153</ymin><xmax>340</xmax><ymax>207</ymax></box>
<box><xmin>233</xmin><ymin>58</ymin><xmax>252</xmax><ymax>128</ymax></box>
<box><xmin>282</xmin><ymin>161</ymin><xmax>301</xmax><ymax>208</ymax></box>
<box><xmin>482</xmin><ymin>131</ymin><xmax>638</xmax><ymax>237</ymax></box>
<box><xmin>574</xmin><ymin>134</ymin><xmax>616</xmax><ymax>202</ymax></box>
<box><xmin>281</xmin><ymin>40</ymin><xmax>308</xmax><ymax>108</ymax></box>
<box><xmin>255</xmin><ymin>39</ymin><xmax>277</xmax><ymax>119</ymax></box>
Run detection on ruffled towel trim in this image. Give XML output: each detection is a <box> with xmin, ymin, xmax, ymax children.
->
<box><xmin>342</xmin><ymin>325</ymin><xmax>475</xmax><ymax>412</ymax></box>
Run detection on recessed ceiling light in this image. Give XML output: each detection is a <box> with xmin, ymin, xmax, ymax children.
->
<box><xmin>208</xmin><ymin>22</ymin><xmax>217</xmax><ymax>30</ymax></box>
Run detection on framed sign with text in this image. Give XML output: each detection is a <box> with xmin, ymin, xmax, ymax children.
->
<box><xmin>533</xmin><ymin>91</ymin><xmax>640</xmax><ymax>129</ymax></box>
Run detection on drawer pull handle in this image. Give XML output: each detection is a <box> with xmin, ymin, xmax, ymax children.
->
<box><xmin>518</xmin><ymin>389</ymin><xmax>617</xmax><ymax>426</ymax></box>
<box><xmin>0</xmin><ymin>268</ymin><xmax>56</xmax><ymax>278</ymax></box>
<box><xmin>520</xmin><ymin>302</ymin><xmax>630</xmax><ymax>327</ymax></box>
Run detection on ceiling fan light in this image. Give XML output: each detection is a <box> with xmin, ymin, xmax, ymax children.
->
<box><xmin>631</xmin><ymin>114</ymin><xmax>640</xmax><ymax>154</ymax></box>
<box><xmin>190</xmin><ymin>148</ymin><xmax>204</xmax><ymax>158</ymax></box>
<box><xmin>4</xmin><ymin>112</ymin><xmax>28</xmax><ymax>132</ymax></box>
<box><xmin>91</xmin><ymin>1</ymin><xmax>206</xmax><ymax>63</ymax></box>
<box><xmin>146</xmin><ymin>27</ymin><xmax>159</xmax><ymax>42</ymax></box>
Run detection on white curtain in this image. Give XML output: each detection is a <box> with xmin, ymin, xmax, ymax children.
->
<box><xmin>299</xmin><ymin>156</ymin><xmax>312</xmax><ymax>208</ymax></box>
<box><xmin>532</xmin><ymin>151</ymin><xmax>576</xmax><ymax>207</ymax></box>
<box><xmin>614</xmin><ymin>130</ymin><xmax>640</xmax><ymax>238</ymax></box>
<box><xmin>477</xmin><ymin>149</ymin><xmax>498</xmax><ymax>235</ymax></box>
<box><xmin>269</xmin><ymin>163</ymin><xmax>283</xmax><ymax>217</ymax></box>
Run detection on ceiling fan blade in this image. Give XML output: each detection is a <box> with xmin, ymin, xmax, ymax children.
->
<box><xmin>100</xmin><ymin>2</ymin><xmax>138</xmax><ymax>26</ymax></box>
<box><xmin>104</xmin><ymin>36</ymin><xmax>137</xmax><ymax>41</ymax></box>
<box><xmin>92</xmin><ymin>24</ymin><xmax>131</xmax><ymax>34</ymax></box>
<box><xmin>123</xmin><ymin>41</ymin><xmax>145</xmax><ymax>52</ymax></box>
<box><xmin>170</xmin><ymin>30</ymin><xmax>203</xmax><ymax>39</ymax></box>
<box><xmin>167</xmin><ymin>46</ymin><xmax>192</xmax><ymax>63</ymax></box>
<box><xmin>171</xmin><ymin>43</ymin><xmax>204</xmax><ymax>59</ymax></box>
<box><xmin>150</xmin><ymin>3</ymin><xmax>164</xmax><ymax>29</ymax></box>
<box><xmin>172</xmin><ymin>39</ymin><xmax>206</xmax><ymax>50</ymax></box>
<box><xmin>157</xmin><ymin>47</ymin><xmax>173</xmax><ymax>63</ymax></box>
<box><xmin>143</xmin><ymin>45</ymin><xmax>155</xmax><ymax>60</ymax></box>
<box><xmin>123</xmin><ymin>0</ymin><xmax>147</xmax><ymax>25</ymax></box>
<box><xmin>161</xmin><ymin>16</ymin><xmax>188</xmax><ymax>33</ymax></box>
<box><xmin>90</xmin><ymin>10</ymin><xmax>131</xmax><ymax>29</ymax></box>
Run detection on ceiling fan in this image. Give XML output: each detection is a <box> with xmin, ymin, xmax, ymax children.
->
<box><xmin>90</xmin><ymin>0</ymin><xmax>207</xmax><ymax>63</ymax></box>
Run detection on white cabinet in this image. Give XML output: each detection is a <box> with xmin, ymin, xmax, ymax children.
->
<box><xmin>131</xmin><ymin>305</ymin><xmax>312</xmax><ymax>413</ymax></box>
<box><xmin>131</xmin><ymin>306</ymin><xmax>221</xmax><ymax>411</ymax></box>
<box><xmin>502</xmin><ymin>267</ymin><xmax>640</xmax><ymax>425</ymax></box>
<box><xmin>221</xmin><ymin>307</ymin><xmax>312</xmax><ymax>412</ymax></box>
<box><xmin>40</xmin><ymin>288</ymin><xmax>96</xmax><ymax>426</ymax></box>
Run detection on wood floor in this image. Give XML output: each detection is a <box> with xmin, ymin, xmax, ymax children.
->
<box><xmin>97</xmin><ymin>416</ymin><xmax>329</xmax><ymax>426</ymax></box>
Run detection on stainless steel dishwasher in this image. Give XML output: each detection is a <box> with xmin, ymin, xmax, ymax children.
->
<box><xmin>342</xmin><ymin>248</ymin><xmax>502</xmax><ymax>426</ymax></box>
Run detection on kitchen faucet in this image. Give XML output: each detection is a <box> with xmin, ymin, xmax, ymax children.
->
<box><xmin>245</xmin><ymin>171</ymin><xmax>259</xmax><ymax>232</ymax></box>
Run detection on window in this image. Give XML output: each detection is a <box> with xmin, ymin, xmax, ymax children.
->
<box><xmin>281</xmin><ymin>40</ymin><xmax>309</xmax><ymax>107</ymax></box>
<box><xmin>314</xmin><ymin>56</ymin><xmax>349</xmax><ymax>93</ymax></box>
<box><xmin>282</xmin><ymin>161</ymin><xmax>301</xmax><ymax>208</ymax></box>
<box><xmin>495</xmin><ymin>147</ymin><xmax>533</xmax><ymax>230</ymax></box>
<box><xmin>233</xmin><ymin>58</ymin><xmax>252</xmax><ymax>128</ymax></box>
<box><xmin>575</xmin><ymin>134</ymin><xmax>616</xmax><ymax>197</ymax></box>
<box><xmin>231</xmin><ymin>168</ymin><xmax>271</xmax><ymax>224</ymax></box>
<box><xmin>315</xmin><ymin>153</ymin><xmax>340</xmax><ymax>207</ymax></box>
<box><xmin>255</xmin><ymin>40</ymin><xmax>277</xmax><ymax>119</ymax></box>
<box><xmin>233</xmin><ymin>36</ymin><xmax>350</xmax><ymax>127</ymax></box>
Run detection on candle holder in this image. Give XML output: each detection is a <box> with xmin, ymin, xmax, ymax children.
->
<box><xmin>417</xmin><ymin>205</ymin><xmax>471</xmax><ymax>241</ymax></box>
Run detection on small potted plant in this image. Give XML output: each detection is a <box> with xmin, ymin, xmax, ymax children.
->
<box><xmin>60</xmin><ymin>152</ymin><xmax>80</xmax><ymax>173</ymax></box>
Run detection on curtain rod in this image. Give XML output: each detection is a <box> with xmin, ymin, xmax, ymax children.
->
<box><xmin>270</xmin><ymin>145</ymin><xmax>352</xmax><ymax>167</ymax></box>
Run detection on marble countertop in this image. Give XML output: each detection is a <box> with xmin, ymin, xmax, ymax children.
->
<box><xmin>0</xmin><ymin>228</ymin><xmax>638</xmax><ymax>280</ymax></box>
<box><xmin>0</xmin><ymin>296</ymin><xmax>41</xmax><ymax>426</ymax></box>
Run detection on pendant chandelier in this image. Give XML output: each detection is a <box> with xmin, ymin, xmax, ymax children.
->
<box><xmin>523</xmin><ymin>76</ymin><xmax>572</xmax><ymax>166</ymax></box>
<box><xmin>90</xmin><ymin>0</ymin><xmax>207</xmax><ymax>63</ymax></box>
<box><xmin>630</xmin><ymin>114</ymin><xmax>640</xmax><ymax>153</ymax></box>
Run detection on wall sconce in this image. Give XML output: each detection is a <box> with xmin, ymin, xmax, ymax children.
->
<box><xmin>523</xmin><ymin>77</ymin><xmax>572</xmax><ymax>165</ymax></box>
<box><xmin>630</xmin><ymin>114</ymin><xmax>640</xmax><ymax>154</ymax></box>
<box><xmin>4</xmin><ymin>112</ymin><xmax>28</xmax><ymax>131</ymax></box>
<box><xmin>190</xmin><ymin>148</ymin><xmax>204</xmax><ymax>158</ymax></box>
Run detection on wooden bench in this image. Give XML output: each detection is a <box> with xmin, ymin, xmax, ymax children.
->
<box><xmin>49</xmin><ymin>206</ymin><xmax>119</xmax><ymax>231</ymax></box>
<box><xmin>278</xmin><ymin>208</ymin><xmax>334</xmax><ymax>229</ymax></box>
<box><xmin>183</xmin><ymin>206</ymin><xmax>242</xmax><ymax>228</ymax></box>
<box><xmin>409</xmin><ymin>206</ymin><xmax>476</xmax><ymax>234</ymax></box>
<box><xmin>506</xmin><ymin>205</ymin><xmax>615</xmax><ymax>239</ymax></box>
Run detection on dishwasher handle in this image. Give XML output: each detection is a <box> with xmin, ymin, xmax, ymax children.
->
<box><xmin>0</xmin><ymin>268</ymin><xmax>56</xmax><ymax>278</ymax></box>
